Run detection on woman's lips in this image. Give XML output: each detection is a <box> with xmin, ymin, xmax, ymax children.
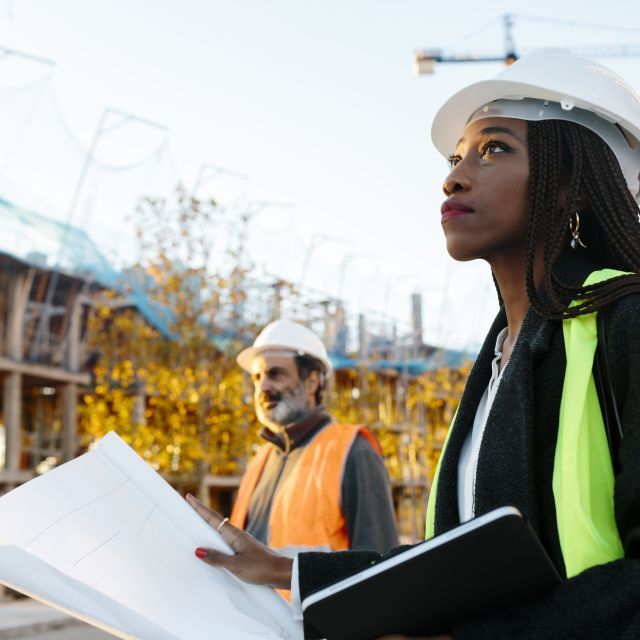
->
<box><xmin>441</xmin><ymin>199</ymin><xmax>474</xmax><ymax>222</ymax></box>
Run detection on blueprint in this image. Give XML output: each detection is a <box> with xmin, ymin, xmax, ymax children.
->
<box><xmin>0</xmin><ymin>432</ymin><xmax>303</xmax><ymax>640</ymax></box>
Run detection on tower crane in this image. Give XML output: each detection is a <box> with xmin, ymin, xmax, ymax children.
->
<box><xmin>414</xmin><ymin>14</ymin><xmax>640</xmax><ymax>74</ymax></box>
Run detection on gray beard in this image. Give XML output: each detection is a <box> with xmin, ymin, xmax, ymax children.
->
<box><xmin>256</xmin><ymin>384</ymin><xmax>309</xmax><ymax>431</ymax></box>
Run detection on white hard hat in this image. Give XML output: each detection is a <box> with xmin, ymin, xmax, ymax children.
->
<box><xmin>237</xmin><ymin>319</ymin><xmax>333</xmax><ymax>374</ymax></box>
<box><xmin>431</xmin><ymin>48</ymin><xmax>640</xmax><ymax>203</ymax></box>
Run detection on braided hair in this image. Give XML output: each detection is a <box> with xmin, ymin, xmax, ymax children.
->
<box><xmin>525</xmin><ymin>119</ymin><xmax>640</xmax><ymax>319</ymax></box>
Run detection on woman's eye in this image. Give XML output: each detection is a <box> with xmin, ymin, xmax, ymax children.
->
<box><xmin>447</xmin><ymin>154</ymin><xmax>461</xmax><ymax>168</ymax></box>
<box><xmin>480</xmin><ymin>140</ymin><xmax>509</xmax><ymax>156</ymax></box>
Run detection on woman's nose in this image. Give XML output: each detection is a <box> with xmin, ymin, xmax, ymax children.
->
<box><xmin>442</xmin><ymin>166</ymin><xmax>471</xmax><ymax>196</ymax></box>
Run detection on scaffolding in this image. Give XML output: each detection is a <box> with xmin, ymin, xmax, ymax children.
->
<box><xmin>0</xmin><ymin>197</ymin><xmax>474</xmax><ymax>541</ymax></box>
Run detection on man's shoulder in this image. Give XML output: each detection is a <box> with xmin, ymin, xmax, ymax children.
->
<box><xmin>325</xmin><ymin>421</ymin><xmax>370</xmax><ymax>431</ymax></box>
<box><xmin>322</xmin><ymin>422</ymin><xmax>375</xmax><ymax>441</ymax></box>
<box><xmin>311</xmin><ymin>422</ymin><xmax>380</xmax><ymax>454</ymax></box>
<box><xmin>350</xmin><ymin>430</ymin><xmax>381</xmax><ymax>454</ymax></box>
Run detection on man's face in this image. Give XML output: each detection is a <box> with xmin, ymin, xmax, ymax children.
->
<box><xmin>250</xmin><ymin>350</ymin><xmax>312</xmax><ymax>431</ymax></box>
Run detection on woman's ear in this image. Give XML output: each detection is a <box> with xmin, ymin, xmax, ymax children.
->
<box><xmin>557</xmin><ymin>166</ymin><xmax>587</xmax><ymax>213</ymax></box>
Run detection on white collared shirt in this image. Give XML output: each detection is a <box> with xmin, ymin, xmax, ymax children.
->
<box><xmin>457</xmin><ymin>327</ymin><xmax>509</xmax><ymax>523</ymax></box>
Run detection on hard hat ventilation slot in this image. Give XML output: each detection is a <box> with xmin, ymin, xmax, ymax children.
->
<box><xmin>594</xmin><ymin>109</ymin><xmax>618</xmax><ymax>124</ymax></box>
<box><xmin>560</xmin><ymin>98</ymin><xmax>575</xmax><ymax>111</ymax></box>
<box><xmin>617</xmin><ymin>125</ymin><xmax>639</xmax><ymax>151</ymax></box>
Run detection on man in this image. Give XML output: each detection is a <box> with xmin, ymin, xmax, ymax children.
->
<box><xmin>230</xmin><ymin>318</ymin><xmax>398</xmax><ymax>566</ymax></box>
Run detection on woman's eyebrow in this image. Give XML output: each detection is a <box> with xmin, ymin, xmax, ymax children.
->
<box><xmin>456</xmin><ymin>125</ymin><xmax>526</xmax><ymax>148</ymax></box>
<box><xmin>479</xmin><ymin>125</ymin><xmax>525</xmax><ymax>144</ymax></box>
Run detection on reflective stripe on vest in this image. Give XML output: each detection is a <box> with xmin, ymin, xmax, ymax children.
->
<box><xmin>231</xmin><ymin>423</ymin><xmax>382</xmax><ymax>551</ymax></box>
<box><xmin>230</xmin><ymin>445</ymin><xmax>271</xmax><ymax>529</ymax></box>
<box><xmin>424</xmin><ymin>408</ymin><xmax>458</xmax><ymax>540</ymax></box>
<box><xmin>554</xmin><ymin>268</ymin><xmax>626</xmax><ymax>577</ymax></box>
<box><xmin>426</xmin><ymin>269</ymin><xmax>626</xmax><ymax>577</ymax></box>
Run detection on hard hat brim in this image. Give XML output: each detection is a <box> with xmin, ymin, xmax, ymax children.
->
<box><xmin>236</xmin><ymin>345</ymin><xmax>333</xmax><ymax>375</ymax></box>
<box><xmin>431</xmin><ymin>77</ymin><xmax>640</xmax><ymax>159</ymax></box>
<box><xmin>236</xmin><ymin>346</ymin><xmax>260</xmax><ymax>373</ymax></box>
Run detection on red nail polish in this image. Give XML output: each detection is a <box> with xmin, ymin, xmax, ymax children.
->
<box><xmin>195</xmin><ymin>547</ymin><xmax>208</xmax><ymax>559</ymax></box>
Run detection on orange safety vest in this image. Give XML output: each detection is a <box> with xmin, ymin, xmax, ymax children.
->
<box><xmin>231</xmin><ymin>422</ymin><xmax>382</xmax><ymax>554</ymax></box>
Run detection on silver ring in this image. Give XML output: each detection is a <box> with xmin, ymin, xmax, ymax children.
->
<box><xmin>216</xmin><ymin>517</ymin><xmax>229</xmax><ymax>533</ymax></box>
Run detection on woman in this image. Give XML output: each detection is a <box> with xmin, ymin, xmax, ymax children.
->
<box><xmin>188</xmin><ymin>49</ymin><xmax>640</xmax><ymax>639</ymax></box>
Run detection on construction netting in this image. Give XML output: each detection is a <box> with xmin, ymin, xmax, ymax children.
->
<box><xmin>0</xmin><ymin>66</ymin><xmax>487</xmax><ymax>356</ymax></box>
<box><xmin>0</xmin><ymin>75</ymin><xmax>178</xmax><ymax>267</ymax></box>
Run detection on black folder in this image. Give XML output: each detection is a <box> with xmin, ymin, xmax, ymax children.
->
<box><xmin>301</xmin><ymin>506</ymin><xmax>561</xmax><ymax>640</ymax></box>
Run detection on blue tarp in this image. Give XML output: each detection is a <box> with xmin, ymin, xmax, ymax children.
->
<box><xmin>328</xmin><ymin>348</ymin><xmax>474</xmax><ymax>375</ymax></box>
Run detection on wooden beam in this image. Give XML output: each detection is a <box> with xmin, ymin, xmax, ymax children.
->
<box><xmin>0</xmin><ymin>469</ymin><xmax>34</xmax><ymax>485</ymax></box>
<box><xmin>0</xmin><ymin>357</ymin><xmax>90</xmax><ymax>385</ymax></box>
<box><xmin>391</xmin><ymin>478</ymin><xmax>429</xmax><ymax>489</ymax></box>
<box><xmin>26</xmin><ymin>303</ymin><xmax>68</xmax><ymax>317</ymax></box>
<box><xmin>67</xmin><ymin>296</ymin><xmax>81</xmax><ymax>371</ymax></box>
<box><xmin>61</xmin><ymin>383</ymin><xmax>78</xmax><ymax>461</ymax></box>
<box><xmin>203</xmin><ymin>474</ymin><xmax>242</xmax><ymax>488</ymax></box>
<box><xmin>132</xmin><ymin>393</ymin><xmax>146</xmax><ymax>426</ymax></box>
<box><xmin>2</xmin><ymin>372</ymin><xmax>21</xmax><ymax>472</ymax></box>
<box><xmin>6</xmin><ymin>270</ymin><xmax>34</xmax><ymax>360</ymax></box>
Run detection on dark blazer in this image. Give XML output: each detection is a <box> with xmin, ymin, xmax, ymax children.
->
<box><xmin>299</xmin><ymin>254</ymin><xmax>640</xmax><ymax>639</ymax></box>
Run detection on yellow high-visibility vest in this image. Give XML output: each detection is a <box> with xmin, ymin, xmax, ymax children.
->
<box><xmin>426</xmin><ymin>269</ymin><xmax>626</xmax><ymax>578</ymax></box>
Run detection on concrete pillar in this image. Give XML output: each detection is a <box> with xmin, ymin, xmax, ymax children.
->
<box><xmin>61</xmin><ymin>383</ymin><xmax>78</xmax><ymax>461</ymax></box>
<box><xmin>6</xmin><ymin>271</ymin><xmax>31</xmax><ymax>360</ymax></box>
<box><xmin>411</xmin><ymin>292</ymin><xmax>423</xmax><ymax>354</ymax></box>
<box><xmin>62</xmin><ymin>298</ymin><xmax>81</xmax><ymax>462</ymax></box>
<box><xmin>272</xmin><ymin>281</ymin><xmax>283</xmax><ymax>321</ymax></box>
<box><xmin>358</xmin><ymin>313</ymin><xmax>368</xmax><ymax>359</ymax></box>
<box><xmin>3</xmin><ymin>372</ymin><xmax>22</xmax><ymax>472</ymax></box>
<box><xmin>3</xmin><ymin>270</ymin><xmax>32</xmax><ymax>475</ymax></box>
<box><xmin>66</xmin><ymin>297</ymin><xmax>81</xmax><ymax>371</ymax></box>
<box><xmin>132</xmin><ymin>393</ymin><xmax>146</xmax><ymax>426</ymax></box>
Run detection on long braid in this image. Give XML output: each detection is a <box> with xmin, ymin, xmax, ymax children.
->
<box><xmin>542</xmin><ymin>122</ymin><xmax>571</xmax><ymax>310</ymax></box>
<box><xmin>580</xmin><ymin>139</ymin><xmax>640</xmax><ymax>267</ymax></box>
<box><xmin>526</xmin><ymin>120</ymin><xmax>571</xmax><ymax>311</ymax></box>
<box><xmin>524</xmin><ymin>118</ymin><xmax>545</xmax><ymax>308</ymax></box>
<box><xmin>525</xmin><ymin>120</ymin><xmax>640</xmax><ymax>319</ymax></box>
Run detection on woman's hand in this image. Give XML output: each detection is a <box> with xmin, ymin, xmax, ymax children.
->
<box><xmin>186</xmin><ymin>494</ymin><xmax>293</xmax><ymax>589</ymax></box>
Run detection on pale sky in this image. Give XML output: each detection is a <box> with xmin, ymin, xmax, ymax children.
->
<box><xmin>1</xmin><ymin>0</ymin><xmax>640</xmax><ymax>352</ymax></box>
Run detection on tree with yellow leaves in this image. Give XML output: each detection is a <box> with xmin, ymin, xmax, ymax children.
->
<box><xmin>328</xmin><ymin>361</ymin><xmax>471</xmax><ymax>540</ymax></box>
<box><xmin>79</xmin><ymin>185</ymin><xmax>261</xmax><ymax>498</ymax></box>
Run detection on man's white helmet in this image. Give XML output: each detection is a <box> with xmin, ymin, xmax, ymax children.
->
<box><xmin>237</xmin><ymin>319</ymin><xmax>333</xmax><ymax>374</ymax></box>
<box><xmin>431</xmin><ymin>48</ymin><xmax>640</xmax><ymax>203</ymax></box>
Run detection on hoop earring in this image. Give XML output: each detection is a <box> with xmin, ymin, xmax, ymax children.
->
<box><xmin>569</xmin><ymin>209</ymin><xmax>587</xmax><ymax>250</ymax></box>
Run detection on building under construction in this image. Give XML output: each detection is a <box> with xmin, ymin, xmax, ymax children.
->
<box><xmin>0</xmin><ymin>198</ymin><xmax>110</xmax><ymax>492</ymax></box>
<box><xmin>0</xmin><ymin>197</ymin><xmax>473</xmax><ymax>542</ymax></box>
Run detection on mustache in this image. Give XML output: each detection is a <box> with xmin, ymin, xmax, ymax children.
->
<box><xmin>260</xmin><ymin>391</ymin><xmax>283</xmax><ymax>404</ymax></box>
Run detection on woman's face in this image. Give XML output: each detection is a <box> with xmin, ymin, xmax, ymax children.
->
<box><xmin>440</xmin><ymin>117</ymin><xmax>530</xmax><ymax>263</ymax></box>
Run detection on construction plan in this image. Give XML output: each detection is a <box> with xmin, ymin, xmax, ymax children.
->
<box><xmin>0</xmin><ymin>431</ymin><xmax>303</xmax><ymax>640</ymax></box>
